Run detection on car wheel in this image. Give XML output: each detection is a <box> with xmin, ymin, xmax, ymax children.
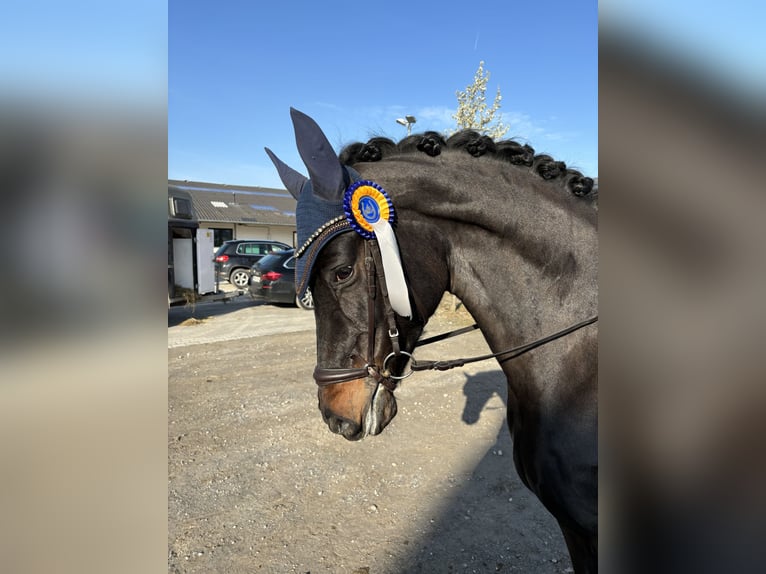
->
<box><xmin>229</xmin><ymin>268</ymin><xmax>250</xmax><ymax>289</ymax></box>
<box><xmin>296</xmin><ymin>288</ymin><xmax>314</xmax><ymax>310</ymax></box>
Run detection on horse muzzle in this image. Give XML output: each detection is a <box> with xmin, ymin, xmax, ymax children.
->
<box><xmin>314</xmin><ymin>366</ymin><xmax>398</xmax><ymax>440</ymax></box>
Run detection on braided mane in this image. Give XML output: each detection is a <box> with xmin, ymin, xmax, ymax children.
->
<box><xmin>339</xmin><ymin>130</ymin><xmax>596</xmax><ymax>202</ymax></box>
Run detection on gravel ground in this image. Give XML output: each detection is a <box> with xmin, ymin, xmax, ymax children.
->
<box><xmin>168</xmin><ymin>298</ymin><xmax>572</xmax><ymax>573</ymax></box>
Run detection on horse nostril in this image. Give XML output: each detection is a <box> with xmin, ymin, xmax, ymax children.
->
<box><xmin>325</xmin><ymin>414</ymin><xmax>362</xmax><ymax>440</ymax></box>
<box><xmin>326</xmin><ymin>415</ymin><xmax>341</xmax><ymax>433</ymax></box>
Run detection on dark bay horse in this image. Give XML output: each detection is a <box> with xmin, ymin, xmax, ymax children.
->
<box><xmin>267</xmin><ymin>109</ymin><xmax>598</xmax><ymax>572</ymax></box>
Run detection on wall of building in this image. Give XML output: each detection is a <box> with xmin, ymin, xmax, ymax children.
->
<box><xmin>200</xmin><ymin>223</ymin><xmax>296</xmax><ymax>249</ymax></box>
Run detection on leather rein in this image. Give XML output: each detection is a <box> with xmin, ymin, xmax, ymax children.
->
<box><xmin>312</xmin><ymin>239</ymin><xmax>598</xmax><ymax>392</ymax></box>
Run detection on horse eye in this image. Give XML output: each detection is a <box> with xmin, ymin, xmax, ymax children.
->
<box><xmin>334</xmin><ymin>266</ymin><xmax>354</xmax><ymax>282</ymax></box>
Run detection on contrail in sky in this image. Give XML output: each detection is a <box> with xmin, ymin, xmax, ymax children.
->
<box><xmin>474</xmin><ymin>32</ymin><xmax>479</xmax><ymax>50</ymax></box>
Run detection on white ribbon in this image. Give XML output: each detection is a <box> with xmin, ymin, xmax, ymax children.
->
<box><xmin>370</xmin><ymin>219</ymin><xmax>412</xmax><ymax>319</ymax></box>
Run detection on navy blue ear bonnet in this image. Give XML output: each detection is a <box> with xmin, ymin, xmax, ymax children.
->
<box><xmin>264</xmin><ymin>109</ymin><xmax>362</xmax><ymax>299</ymax></box>
<box><xmin>291</xmin><ymin>167</ymin><xmax>361</xmax><ymax>298</ymax></box>
<box><xmin>267</xmin><ymin>109</ymin><xmax>414</xmax><ymax>319</ymax></box>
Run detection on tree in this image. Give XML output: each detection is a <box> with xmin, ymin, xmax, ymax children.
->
<box><xmin>452</xmin><ymin>61</ymin><xmax>509</xmax><ymax>139</ymax></box>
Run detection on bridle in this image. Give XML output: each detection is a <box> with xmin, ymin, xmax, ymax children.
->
<box><xmin>312</xmin><ymin>238</ymin><xmax>598</xmax><ymax>393</ymax></box>
<box><xmin>313</xmin><ymin>240</ymin><xmax>405</xmax><ymax>392</ymax></box>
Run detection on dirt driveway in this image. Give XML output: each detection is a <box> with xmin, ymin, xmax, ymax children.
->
<box><xmin>168</xmin><ymin>298</ymin><xmax>572</xmax><ymax>573</ymax></box>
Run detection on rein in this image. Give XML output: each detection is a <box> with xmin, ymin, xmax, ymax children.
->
<box><xmin>410</xmin><ymin>315</ymin><xmax>598</xmax><ymax>373</ymax></box>
<box><xmin>313</xmin><ymin>238</ymin><xmax>598</xmax><ymax>392</ymax></box>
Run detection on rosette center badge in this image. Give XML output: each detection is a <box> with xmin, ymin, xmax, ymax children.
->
<box><xmin>343</xmin><ymin>180</ymin><xmax>395</xmax><ymax>239</ymax></box>
<box><xmin>360</xmin><ymin>196</ymin><xmax>380</xmax><ymax>223</ymax></box>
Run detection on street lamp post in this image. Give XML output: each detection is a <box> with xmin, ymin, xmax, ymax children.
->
<box><xmin>395</xmin><ymin>115</ymin><xmax>417</xmax><ymax>135</ymax></box>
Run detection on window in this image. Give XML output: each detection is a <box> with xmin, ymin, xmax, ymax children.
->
<box><xmin>170</xmin><ymin>196</ymin><xmax>193</xmax><ymax>218</ymax></box>
<box><xmin>212</xmin><ymin>228</ymin><xmax>233</xmax><ymax>248</ymax></box>
<box><xmin>238</xmin><ymin>243</ymin><xmax>270</xmax><ymax>255</ymax></box>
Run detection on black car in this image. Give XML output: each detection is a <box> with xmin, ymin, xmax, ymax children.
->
<box><xmin>214</xmin><ymin>239</ymin><xmax>290</xmax><ymax>288</ymax></box>
<box><xmin>249</xmin><ymin>249</ymin><xmax>314</xmax><ymax>309</ymax></box>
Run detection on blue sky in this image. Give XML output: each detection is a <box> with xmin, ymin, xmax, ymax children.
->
<box><xmin>601</xmin><ymin>0</ymin><xmax>766</xmax><ymax>98</ymax></box>
<box><xmin>1</xmin><ymin>0</ymin><xmax>166</xmax><ymax>104</ymax></box>
<box><xmin>169</xmin><ymin>0</ymin><xmax>598</xmax><ymax>189</ymax></box>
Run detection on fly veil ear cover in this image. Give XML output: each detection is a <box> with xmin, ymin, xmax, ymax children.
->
<box><xmin>265</xmin><ymin>108</ymin><xmax>412</xmax><ymax>318</ymax></box>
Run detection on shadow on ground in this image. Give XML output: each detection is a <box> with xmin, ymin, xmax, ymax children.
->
<box><xmin>167</xmin><ymin>295</ymin><xmax>260</xmax><ymax>327</ymax></box>
<box><xmin>394</xmin><ymin>370</ymin><xmax>572</xmax><ymax>573</ymax></box>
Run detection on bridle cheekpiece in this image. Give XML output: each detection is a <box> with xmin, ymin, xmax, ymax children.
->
<box><xmin>312</xmin><ymin>179</ymin><xmax>414</xmax><ymax>391</ymax></box>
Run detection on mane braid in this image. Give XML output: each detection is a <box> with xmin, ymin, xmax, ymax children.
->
<box><xmin>339</xmin><ymin>130</ymin><xmax>595</xmax><ymax>200</ymax></box>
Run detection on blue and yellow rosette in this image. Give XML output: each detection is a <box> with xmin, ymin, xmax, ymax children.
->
<box><xmin>343</xmin><ymin>180</ymin><xmax>395</xmax><ymax>239</ymax></box>
<box><xmin>342</xmin><ymin>179</ymin><xmax>412</xmax><ymax>318</ymax></box>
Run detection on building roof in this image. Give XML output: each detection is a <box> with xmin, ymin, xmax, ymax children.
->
<box><xmin>169</xmin><ymin>180</ymin><xmax>296</xmax><ymax>226</ymax></box>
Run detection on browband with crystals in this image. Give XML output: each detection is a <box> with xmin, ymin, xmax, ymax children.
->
<box><xmin>295</xmin><ymin>215</ymin><xmax>347</xmax><ymax>257</ymax></box>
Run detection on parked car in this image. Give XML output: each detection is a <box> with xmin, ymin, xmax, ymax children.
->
<box><xmin>249</xmin><ymin>249</ymin><xmax>314</xmax><ymax>310</ymax></box>
<box><xmin>214</xmin><ymin>239</ymin><xmax>290</xmax><ymax>288</ymax></box>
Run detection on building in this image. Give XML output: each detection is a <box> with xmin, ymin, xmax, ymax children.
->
<box><xmin>168</xmin><ymin>185</ymin><xmax>204</xmax><ymax>302</ymax></box>
<box><xmin>168</xmin><ymin>179</ymin><xmax>297</xmax><ymax>251</ymax></box>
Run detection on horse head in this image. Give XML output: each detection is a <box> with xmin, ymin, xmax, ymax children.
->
<box><xmin>266</xmin><ymin>108</ymin><xmax>435</xmax><ymax>440</ymax></box>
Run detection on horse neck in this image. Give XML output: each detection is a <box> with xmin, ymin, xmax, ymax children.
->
<box><xmin>372</xmin><ymin>154</ymin><xmax>598</xmax><ymax>365</ymax></box>
<box><xmin>444</xmin><ymin>195</ymin><xmax>597</xmax><ymax>346</ymax></box>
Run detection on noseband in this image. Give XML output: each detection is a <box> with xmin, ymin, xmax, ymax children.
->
<box><xmin>313</xmin><ymin>239</ymin><xmax>406</xmax><ymax>392</ymax></box>
<box><xmin>312</xmin><ymin>239</ymin><xmax>599</xmax><ymax>393</ymax></box>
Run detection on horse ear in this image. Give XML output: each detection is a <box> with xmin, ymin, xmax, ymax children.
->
<box><xmin>289</xmin><ymin>107</ymin><xmax>347</xmax><ymax>201</ymax></box>
<box><xmin>264</xmin><ymin>147</ymin><xmax>307</xmax><ymax>200</ymax></box>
